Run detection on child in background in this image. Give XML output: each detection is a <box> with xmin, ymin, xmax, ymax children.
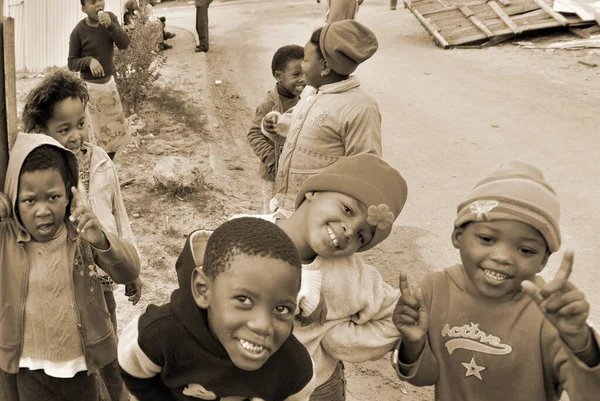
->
<box><xmin>268</xmin><ymin>20</ymin><xmax>381</xmax><ymax>215</ymax></box>
<box><xmin>69</xmin><ymin>0</ymin><xmax>131</xmax><ymax>159</ymax></box>
<box><xmin>231</xmin><ymin>154</ymin><xmax>407</xmax><ymax>400</ymax></box>
<box><xmin>22</xmin><ymin>69</ymin><xmax>143</xmax><ymax>401</ymax></box>
<box><xmin>392</xmin><ymin>160</ymin><xmax>600</xmax><ymax>400</ymax></box>
<box><xmin>247</xmin><ymin>44</ymin><xmax>305</xmax><ymax>213</ymax></box>
<box><xmin>118</xmin><ymin>217</ymin><xmax>315</xmax><ymax>400</ymax></box>
<box><xmin>0</xmin><ymin>134</ymin><xmax>140</xmax><ymax>401</ymax></box>
<box><xmin>123</xmin><ymin>0</ymin><xmax>139</xmax><ymax>28</ymax></box>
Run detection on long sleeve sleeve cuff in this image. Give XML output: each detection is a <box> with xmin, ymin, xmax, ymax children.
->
<box><xmin>296</xmin><ymin>270</ymin><xmax>323</xmax><ymax>317</ymax></box>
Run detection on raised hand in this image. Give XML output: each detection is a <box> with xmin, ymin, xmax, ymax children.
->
<box><xmin>521</xmin><ymin>251</ymin><xmax>591</xmax><ymax>351</ymax></box>
<box><xmin>69</xmin><ymin>187</ymin><xmax>109</xmax><ymax>250</ymax></box>
<box><xmin>0</xmin><ymin>192</ymin><xmax>12</xmax><ymax>220</ymax></box>
<box><xmin>263</xmin><ymin>111</ymin><xmax>280</xmax><ymax>136</ymax></box>
<box><xmin>393</xmin><ymin>272</ymin><xmax>429</xmax><ymax>344</ymax></box>
<box><xmin>98</xmin><ymin>11</ymin><xmax>112</xmax><ymax>28</ymax></box>
<box><xmin>89</xmin><ymin>58</ymin><xmax>105</xmax><ymax>78</ymax></box>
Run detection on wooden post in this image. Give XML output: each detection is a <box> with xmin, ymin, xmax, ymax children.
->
<box><xmin>0</xmin><ymin>0</ymin><xmax>9</xmax><ymax>190</ymax></box>
<box><xmin>4</xmin><ymin>15</ymin><xmax>16</xmax><ymax>146</ymax></box>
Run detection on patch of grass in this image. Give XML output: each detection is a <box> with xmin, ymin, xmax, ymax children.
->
<box><xmin>150</xmin><ymin>87</ymin><xmax>207</xmax><ymax>131</ymax></box>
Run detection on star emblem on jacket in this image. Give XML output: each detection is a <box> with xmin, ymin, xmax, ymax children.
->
<box><xmin>461</xmin><ymin>356</ymin><xmax>486</xmax><ymax>380</ymax></box>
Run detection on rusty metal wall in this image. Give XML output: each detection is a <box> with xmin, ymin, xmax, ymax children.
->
<box><xmin>5</xmin><ymin>0</ymin><xmax>125</xmax><ymax>73</ymax></box>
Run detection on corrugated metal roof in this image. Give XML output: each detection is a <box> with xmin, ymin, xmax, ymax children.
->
<box><xmin>6</xmin><ymin>0</ymin><xmax>125</xmax><ymax>72</ymax></box>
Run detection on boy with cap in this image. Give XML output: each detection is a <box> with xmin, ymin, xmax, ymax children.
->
<box><xmin>118</xmin><ymin>217</ymin><xmax>315</xmax><ymax>400</ymax></box>
<box><xmin>230</xmin><ymin>154</ymin><xmax>408</xmax><ymax>400</ymax></box>
<box><xmin>266</xmin><ymin>20</ymin><xmax>381</xmax><ymax>215</ymax></box>
<box><xmin>391</xmin><ymin>160</ymin><xmax>600</xmax><ymax>400</ymax></box>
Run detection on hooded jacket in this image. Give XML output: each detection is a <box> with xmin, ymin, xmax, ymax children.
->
<box><xmin>118</xmin><ymin>229</ymin><xmax>315</xmax><ymax>401</ymax></box>
<box><xmin>393</xmin><ymin>264</ymin><xmax>600</xmax><ymax>401</ymax></box>
<box><xmin>0</xmin><ymin>133</ymin><xmax>140</xmax><ymax>374</ymax></box>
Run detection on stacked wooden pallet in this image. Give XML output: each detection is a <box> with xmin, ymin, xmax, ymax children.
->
<box><xmin>404</xmin><ymin>0</ymin><xmax>592</xmax><ymax>47</ymax></box>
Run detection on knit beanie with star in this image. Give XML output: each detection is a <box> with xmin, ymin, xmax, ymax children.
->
<box><xmin>454</xmin><ymin>160</ymin><xmax>561</xmax><ymax>252</ymax></box>
<box><xmin>319</xmin><ymin>20</ymin><xmax>378</xmax><ymax>76</ymax></box>
<box><xmin>296</xmin><ymin>154</ymin><xmax>408</xmax><ymax>252</ymax></box>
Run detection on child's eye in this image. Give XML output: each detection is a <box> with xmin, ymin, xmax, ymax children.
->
<box><xmin>49</xmin><ymin>195</ymin><xmax>61</xmax><ymax>201</ymax></box>
<box><xmin>520</xmin><ymin>247</ymin><xmax>537</xmax><ymax>255</ymax></box>
<box><xmin>58</xmin><ymin>128</ymin><xmax>69</xmax><ymax>135</ymax></box>
<box><xmin>77</xmin><ymin>122</ymin><xmax>86</xmax><ymax>129</ymax></box>
<box><xmin>342</xmin><ymin>204</ymin><xmax>352</xmax><ymax>215</ymax></box>
<box><xmin>23</xmin><ymin>199</ymin><xmax>34</xmax><ymax>204</ymax></box>
<box><xmin>274</xmin><ymin>305</ymin><xmax>291</xmax><ymax>315</ymax></box>
<box><xmin>235</xmin><ymin>296</ymin><xmax>252</xmax><ymax>305</ymax></box>
<box><xmin>357</xmin><ymin>231</ymin><xmax>365</xmax><ymax>244</ymax></box>
<box><xmin>477</xmin><ymin>235</ymin><xmax>493</xmax><ymax>244</ymax></box>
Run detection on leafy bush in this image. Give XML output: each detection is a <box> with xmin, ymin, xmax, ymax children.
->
<box><xmin>114</xmin><ymin>17</ymin><xmax>166</xmax><ymax>115</ymax></box>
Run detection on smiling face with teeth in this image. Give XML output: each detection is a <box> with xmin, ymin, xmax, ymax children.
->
<box><xmin>192</xmin><ymin>253</ymin><xmax>300</xmax><ymax>371</ymax></box>
<box><xmin>297</xmin><ymin>191</ymin><xmax>375</xmax><ymax>259</ymax></box>
<box><xmin>452</xmin><ymin>220</ymin><xmax>550</xmax><ymax>301</ymax></box>
<box><xmin>276</xmin><ymin>58</ymin><xmax>305</xmax><ymax>97</ymax></box>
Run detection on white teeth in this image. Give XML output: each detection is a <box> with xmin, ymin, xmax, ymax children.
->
<box><xmin>326</xmin><ymin>225</ymin><xmax>339</xmax><ymax>248</ymax></box>
<box><xmin>484</xmin><ymin>269</ymin><xmax>508</xmax><ymax>281</ymax></box>
<box><xmin>239</xmin><ymin>339</ymin><xmax>263</xmax><ymax>353</ymax></box>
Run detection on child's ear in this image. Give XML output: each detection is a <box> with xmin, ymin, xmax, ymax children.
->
<box><xmin>274</xmin><ymin>70</ymin><xmax>282</xmax><ymax>82</ymax></box>
<box><xmin>321</xmin><ymin>60</ymin><xmax>331</xmax><ymax>77</ymax></box>
<box><xmin>191</xmin><ymin>267</ymin><xmax>210</xmax><ymax>309</ymax></box>
<box><xmin>451</xmin><ymin>227</ymin><xmax>464</xmax><ymax>249</ymax></box>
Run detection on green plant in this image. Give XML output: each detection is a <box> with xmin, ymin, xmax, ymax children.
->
<box><xmin>114</xmin><ymin>19</ymin><xmax>166</xmax><ymax>114</ymax></box>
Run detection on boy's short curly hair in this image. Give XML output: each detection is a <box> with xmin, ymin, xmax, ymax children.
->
<box><xmin>309</xmin><ymin>28</ymin><xmax>324</xmax><ymax>60</ymax></box>
<box><xmin>22</xmin><ymin>69</ymin><xmax>88</xmax><ymax>133</ymax></box>
<box><xmin>271</xmin><ymin>45</ymin><xmax>304</xmax><ymax>76</ymax></box>
<box><xmin>20</xmin><ymin>145</ymin><xmax>71</xmax><ymax>193</ymax></box>
<box><xmin>203</xmin><ymin>217</ymin><xmax>301</xmax><ymax>280</ymax></box>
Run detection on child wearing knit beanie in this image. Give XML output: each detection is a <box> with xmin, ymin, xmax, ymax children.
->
<box><xmin>265</xmin><ymin>20</ymin><xmax>382</xmax><ymax>215</ymax></box>
<box><xmin>392</xmin><ymin>160</ymin><xmax>600</xmax><ymax>401</ymax></box>
<box><xmin>228</xmin><ymin>153</ymin><xmax>408</xmax><ymax>400</ymax></box>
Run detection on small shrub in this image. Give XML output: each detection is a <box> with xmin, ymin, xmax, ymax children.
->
<box><xmin>114</xmin><ymin>18</ymin><xmax>166</xmax><ymax>115</ymax></box>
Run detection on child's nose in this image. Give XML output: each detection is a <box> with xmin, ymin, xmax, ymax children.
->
<box><xmin>247</xmin><ymin>310</ymin><xmax>274</xmax><ymax>337</ymax></box>
<box><xmin>35</xmin><ymin>204</ymin><xmax>51</xmax><ymax>217</ymax></box>
<box><xmin>490</xmin><ymin>244</ymin><xmax>514</xmax><ymax>264</ymax></box>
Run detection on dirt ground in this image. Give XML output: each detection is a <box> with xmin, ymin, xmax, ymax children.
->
<box><xmin>13</xmin><ymin>1</ymin><xmax>599</xmax><ymax>398</ymax></box>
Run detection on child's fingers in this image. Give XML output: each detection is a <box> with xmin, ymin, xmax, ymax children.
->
<box><xmin>540</xmin><ymin>251</ymin><xmax>574</xmax><ymax>297</ymax></box>
<box><xmin>396</xmin><ymin>304</ymin><xmax>420</xmax><ymax>321</ymax></box>
<box><xmin>394</xmin><ymin>313</ymin><xmax>419</xmax><ymax>327</ymax></box>
<box><xmin>521</xmin><ymin>280</ymin><xmax>545</xmax><ymax>304</ymax></box>
<box><xmin>543</xmin><ymin>286</ymin><xmax>583</xmax><ymax>314</ymax></box>
<box><xmin>70</xmin><ymin>186</ymin><xmax>82</xmax><ymax>210</ymax></box>
<box><xmin>415</xmin><ymin>288</ymin><xmax>430</xmax><ymax>330</ymax></box>
<box><xmin>554</xmin><ymin>300</ymin><xmax>589</xmax><ymax>318</ymax></box>
<box><xmin>399</xmin><ymin>271</ymin><xmax>412</xmax><ymax>297</ymax></box>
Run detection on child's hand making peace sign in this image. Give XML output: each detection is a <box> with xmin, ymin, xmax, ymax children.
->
<box><xmin>521</xmin><ymin>251</ymin><xmax>593</xmax><ymax>353</ymax></box>
<box><xmin>392</xmin><ymin>272</ymin><xmax>430</xmax><ymax>364</ymax></box>
<box><xmin>69</xmin><ymin>187</ymin><xmax>110</xmax><ymax>250</ymax></box>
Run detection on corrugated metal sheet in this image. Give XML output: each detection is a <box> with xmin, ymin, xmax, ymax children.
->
<box><xmin>5</xmin><ymin>0</ymin><xmax>125</xmax><ymax>72</ymax></box>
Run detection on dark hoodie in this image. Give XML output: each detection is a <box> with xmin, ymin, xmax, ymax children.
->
<box><xmin>0</xmin><ymin>133</ymin><xmax>140</xmax><ymax>374</ymax></box>
<box><xmin>118</xmin><ymin>229</ymin><xmax>315</xmax><ymax>401</ymax></box>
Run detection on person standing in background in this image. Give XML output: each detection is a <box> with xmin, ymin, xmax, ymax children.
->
<box><xmin>195</xmin><ymin>0</ymin><xmax>213</xmax><ymax>52</ymax></box>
